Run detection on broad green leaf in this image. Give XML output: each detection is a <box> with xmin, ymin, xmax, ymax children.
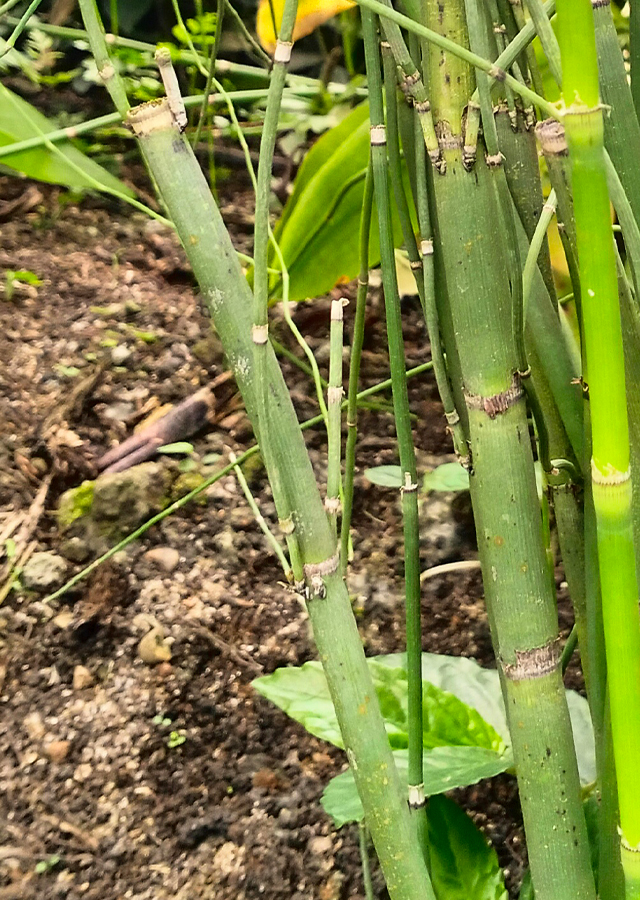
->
<box><xmin>0</xmin><ymin>84</ymin><xmax>134</xmax><ymax>196</ymax></box>
<box><xmin>253</xmin><ymin>658</ymin><xmax>506</xmax><ymax>753</ymax></box>
<box><xmin>377</xmin><ymin>652</ymin><xmax>596</xmax><ymax>783</ymax></box>
<box><xmin>376</xmin><ymin>652</ymin><xmax>509</xmax><ymax>740</ymax></box>
<box><xmin>253</xmin><ymin>661</ymin><xmax>345</xmax><ymax>748</ymax></box>
<box><xmin>368</xmin><ymin>660</ymin><xmax>506</xmax><ymax>753</ymax></box>
<box><xmin>321</xmin><ymin>746</ymin><xmax>513</xmax><ymax>827</ymax></box>
<box><xmin>427</xmin><ymin>795</ymin><xmax>508</xmax><ymax>900</ymax></box>
<box><xmin>364</xmin><ymin>465</ymin><xmax>403</xmax><ymax>488</ymax></box>
<box><xmin>422</xmin><ymin>462</ymin><xmax>470</xmax><ymax>493</ymax></box>
<box><xmin>269</xmin><ymin>102</ymin><xmax>412</xmax><ymax>302</ymax></box>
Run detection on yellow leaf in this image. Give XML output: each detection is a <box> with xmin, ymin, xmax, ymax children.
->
<box><xmin>256</xmin><ymin>0</ymin><xmax>356</xmax><ymax>53</ymax></box>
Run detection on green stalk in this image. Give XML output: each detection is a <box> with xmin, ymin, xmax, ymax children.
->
<box><xmin>125</xmin><ymin>98</ymin><xmax>431</xmax><ymax>900</ymax></box>
<box><xmin>555</xmin><ymin>3</ymin><xmax>640</xmax><ymax>891</ymax></box>
<box><xmin>326</xmin><ymin>298</ymin><xmax>345</xmax><ymax>538</ymax></box>
<box><xmin>362</xmin><ymin>9</ymin><xmax>432</xmax><ymax>870</ymax></box>
<box><xmin>593</xmin><ymin>0</ymin><xmax>640</xmax><ymax>226</ymax></box>
<box><xmin>252</xmin><ymin>0</ymin><xmax>300</xmax><ymax>575</ymax></box>
<box><xmin>418</xmin><ymin>1</ymin><xmax>596</xmax><ymax>897</ymax></box>
<box><xmin>632</xmin><ymin>0</ymin><xmax>640</xmax><ymax>121</ymax></box>
<box><xmin>523</xmin><ymin>0</ymin><xmax>562</xmax><ymax>85</ymax></box>
<box><xmin>341</xmin><ymin>163</ymin><xmax>374</xmax><ymax>572</ymax></box>
<box><xmin>77</xmin><ymin>4</ymin><xmax>433</xmax><ymax>892</ymax></box>
<box><xmin>0</xmin><ymin>0</ymin><xmax>44</xmax><ymax>60</ymax></box>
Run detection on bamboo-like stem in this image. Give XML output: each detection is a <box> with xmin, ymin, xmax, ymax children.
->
<box><xmin>192</xmin><ymin>0</ymin><xmax>225</xmax><ymax>148</ymax></box>
<box><xmin>362</xmin><ymin>9</ymin><xmax>431</xmax><ymax>870</ymax></box>
<box><xmin>78</xmin><ymin>0</ymin><xmax>129</xmax><ymax>116</ymax></box>
<box><xmin>411</xmin><ymin>70</ymin><xmax>467</xmax><ymax>459</ymax></box>
<box><xmin>252</xmin><ymin>0</ymin><xmax>300</xmax><ymax>576</ymax></box>
<box><xmin>123</xmin><ymin>97</ymin><xmax>432</xmax><ymax>900</ymax></box>
<box><xmin>418</xmin><ymin>1</ymin><xmax>596</xmax><ymax>896</ymax></box>
<box><xmin>359</xmin><ymin>824</ymin><xmax>376</xmax><ymax>900</ymax></box>
<box><xmin>326</xmin><ymin>299</ymin><xmax>345</xmax><ymax>538</ymax></box>
<box><xmin>376</xmin><ymin>1</ymin><xmax>441</xmax><ymax>167</ymax></box>
<box><xmin>357</xmin><ymin>0</ymin><xmax>558</xmax><ymax>118</ymax></box>
<box><xmin>555</xmin><ymin>3</ymin><xmax>640</xmax><ymax>891</ymax></box>
<box><xmin>381</xmin><ymin>45</ymin><xmax>424</xmax><ymax>295</ymax></box>
<box><xmin>341</xmin><ymin>163</ymin><xmax>374</xmax><ymax>573</ymax></box>
<box><xmin>522</xmin><ymin>191</ymin><xmax>557</xmax><ymax>324</ymax></box>
<box><xmin>76</xmin><ymin>6</ymin><xmax>433</xmax><ymax>890</ymax></box>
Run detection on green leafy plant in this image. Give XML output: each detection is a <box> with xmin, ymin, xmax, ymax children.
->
<box><xmin>3</xmin><ymin>268</ymin><xmax>41</xmax><ymax>301</ymax></box>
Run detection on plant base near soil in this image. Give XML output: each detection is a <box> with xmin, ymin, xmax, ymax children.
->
<box><xmin>0</xmin><ymin>171</ymin><xmax>582</xmax><ymax>898</ymax></box>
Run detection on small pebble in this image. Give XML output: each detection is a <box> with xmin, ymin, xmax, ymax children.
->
<box><xmin>45</xmin><ymin>740</ymin><xmax>71</xmax><ymax>763</ymax></box>
<box><xmin>22</xmin><ymin>552</ymin><xmax>67</xmax><ymax>591</ymax></box>
<box><xmin>143</xmin><ymin>547</ymin><xmax>180</xmax><ymax>573</ymax></box>
<box><xmin>73</xmin><ymin>665</ymin><xmax>94</xmax><ymax>690</ymax></box>
<box><xmin>138</xmin><ymin>627</ymin><xmax>172</xmax><ymax>664</ymax></box>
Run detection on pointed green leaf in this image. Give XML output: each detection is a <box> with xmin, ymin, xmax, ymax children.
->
<box><xmin>427</xmin><ymin>795</ymin><xmax>509</xmax><ymax>900</ymax></box>
<box><xmin>364</xmin><ymin>465</ymin><xmax>403</xmax><ymax>488</ymax></box>
<box><xmin>422</xmin><ymin>462</ymin><xmax>470</xmax><ymax>493</ymax></box>
<box><xmin>0</xmin><ymin>84</ymin><xmax>135</xmax><ymax>196</ymax></box>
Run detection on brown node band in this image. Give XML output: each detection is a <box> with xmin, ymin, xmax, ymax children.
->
<box><xmin>535</xmin><ymin>119</ymin><xmax>568</xmax><ymax>157</ymax></box>
<box><xmin>503</xmin><ymin>640</ymin><xmax>560</xmax><ymax>681</ymax></box>
<box><xmin>464</xmin><ymin>374</ymin><xmax>523</xmax><ymax>419</ymax></box>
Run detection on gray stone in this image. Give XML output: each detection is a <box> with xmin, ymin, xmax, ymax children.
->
<box><xmin>143</xmin><ymin>547</ymin><xmax>180</xmax><ymax>573</ymax></box>
<box><xmin>22</xmin><ymin>552</ymin><xmax>68</xmax><ymax>591</ymax></box>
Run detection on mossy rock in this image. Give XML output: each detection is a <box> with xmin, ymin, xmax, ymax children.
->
<box><xmin>57</xmin><ymin>480</ymin><xmax>95</xmax><ymax>530</ymax></box>
<box><xmin>57</xmin><ymin>462</ymin><xmax>176</xmax><ymax>554</ymax></box>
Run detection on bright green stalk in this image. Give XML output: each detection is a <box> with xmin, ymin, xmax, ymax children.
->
<box><xmin>555</xmin><ymin>1</ymin><xmax>640</xmax><ymax>889</ymax></box>
<box><xmin>341</xmin><ymin>163</ymin><xmax>374</xmax><ymax>572</ymax></box>
<box><xmin>362</xmin><ymin>9</ymin><xmax>432</xmax><ymax>871</ymax></box>
<box><xmin>326</xmin><ymin>298</ymin><xmax>345</xmax><ymax>538</ymax></box>
<box><xmin>419</xmin><ymin>1</ymin><xmax>595</xmax><ymax>897</ymax></box>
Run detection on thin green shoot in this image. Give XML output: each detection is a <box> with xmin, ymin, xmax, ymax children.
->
<box><xmin>231</xmin><ymin>450</ymin><xmax>292</xmax><ymax>579</ymax></box>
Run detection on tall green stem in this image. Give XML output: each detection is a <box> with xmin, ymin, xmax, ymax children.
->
<box><xmin>555</xmin><ymin>2</ymin><xmax>640</xmax><ymax>893</ymax></box>
<box><xmin>341</xmin><ymin>163</ymin><xmax>374</xmax><ymax>572</ymax></box>
<box><xmin>417</xmin><ymin>1</ymin><xmax>596</xmax><ymax>897</ymax></box>
<box><xmin>362</xmin><ymin>9</ymin><xmax>431</xmax><ymax>868</ymax></box>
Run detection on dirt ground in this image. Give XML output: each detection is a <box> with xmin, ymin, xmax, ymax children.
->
<box><xmin>0</xmin><ymin>152</ymin><xmax>580</xmax><ymax>899</ymax></box>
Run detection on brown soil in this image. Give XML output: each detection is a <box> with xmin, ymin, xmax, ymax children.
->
<box><xmin>0</xmin><ymin>159</ymin><xmax>580</xmax><ymax>899</ymax></box>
